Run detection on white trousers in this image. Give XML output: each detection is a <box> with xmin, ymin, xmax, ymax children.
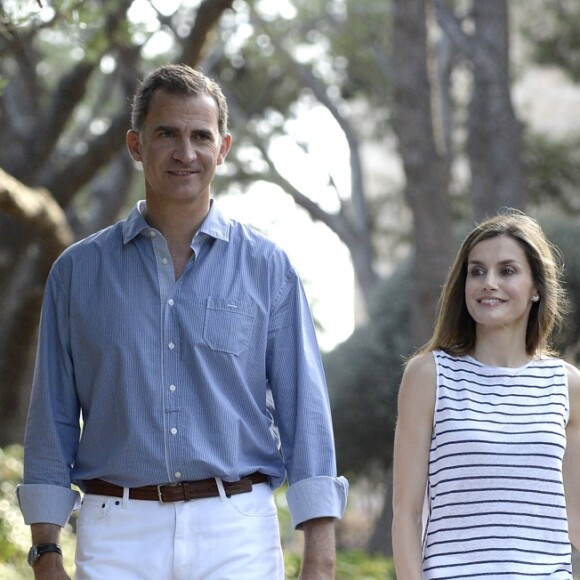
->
<box><xmin>74</xmin><ymin>481</ymin><xmax>285</xmax><ymax>580</ymax></box>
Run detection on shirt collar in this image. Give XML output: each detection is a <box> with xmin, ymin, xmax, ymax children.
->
<box><xmin>122</xmin><ymin>200</ymin><xmax>231</xmax><ymax>245</ymax></box>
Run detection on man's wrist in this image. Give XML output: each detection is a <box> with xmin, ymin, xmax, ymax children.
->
<box><xmin>28</xmin><ymin>543</ymin><xmax>63</xmax><ymax>567</ymax></box>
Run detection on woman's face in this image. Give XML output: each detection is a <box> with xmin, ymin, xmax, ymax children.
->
<box><xmin>465</xmin><ymin>235</ymin><xmax>539</xmax><ymax>332</ymax></box>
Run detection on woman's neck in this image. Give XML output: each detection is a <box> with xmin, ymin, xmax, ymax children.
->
<box><xmin>471</xmin><ymin>328</ymin><xmax>532</xmax><ymax>368</ymax></box>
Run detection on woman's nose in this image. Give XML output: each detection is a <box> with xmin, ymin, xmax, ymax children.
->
<box><xmin>483</xmin><ymin>272</ymin><xmax>498</xmax><ymax>290</ymax></box>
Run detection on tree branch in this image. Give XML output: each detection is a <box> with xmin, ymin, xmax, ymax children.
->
<box><xmin>434</xmin><ymin>0</ymin><xmax>499</xmax><ymax>82</ymax></box>
<box><xmin>40</xmin><ymin>44</ymin><xmax>141</xmax><ymax>208</ymax></box>
<box><xmin>45</xmin><ymin>112</ymin><xmax>130</xmax><ymax>207</ymax></box>
<box><xmin>180</xmin><ymin>0</ymin><xmax>236</xmax><ymax>66</ymax></box>
<box><xmin>0</xmin><ymin>168</ymin><xmax>73</xmax><ymax>260</ymax></box>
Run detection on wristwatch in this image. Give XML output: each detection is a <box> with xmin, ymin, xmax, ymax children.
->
<box><xmin>27</xmin><ymin>543</ymin><xmax>62</xmax><ymax>567</ymax></box>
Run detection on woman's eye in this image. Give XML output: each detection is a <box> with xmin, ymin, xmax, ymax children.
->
<box><xmin>470</xmin><ymin>267</ymin><xmax>485</xmax><ymax>277</ymax></box>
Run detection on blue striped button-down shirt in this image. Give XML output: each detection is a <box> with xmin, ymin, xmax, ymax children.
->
<box><xmin>18</xmin><ymin>201</ymin><xmax>348</xmax><ymax>528</ymax></box>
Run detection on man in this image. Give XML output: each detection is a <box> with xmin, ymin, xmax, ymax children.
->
<box><xmin>18</xmin><ymin>64</ymin><xmax>348</xmax><ymax>579</ymax></box>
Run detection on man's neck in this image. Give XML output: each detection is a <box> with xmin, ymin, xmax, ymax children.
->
<box><xmin>144</xmin><ymin>198</ymin><xmax>210</xmax><ymax>247</ymax></box>
<box><xmin>143</xmin><ymin>198</ymin><xmax>211</xmax><ymax>279</ymax></box>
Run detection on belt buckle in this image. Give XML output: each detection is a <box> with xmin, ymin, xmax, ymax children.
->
<box><xmin>157</xmin><ymin>482</ymin><xmax>181</xmax><ymax>503</ymax></box>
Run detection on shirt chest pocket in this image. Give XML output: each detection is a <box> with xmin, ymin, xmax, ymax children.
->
<box><xmin>203</xmin><ymin>297</ymin><xmax>257</xmax><ymax>356</ymax></box>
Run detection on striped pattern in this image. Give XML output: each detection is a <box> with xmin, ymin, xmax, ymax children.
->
<box><xmin>423</xmin><ymin>350</ymin><xmax>572</xmax><ymax>579</ymax></box>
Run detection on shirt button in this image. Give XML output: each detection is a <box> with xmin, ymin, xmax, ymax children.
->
<box><xmin>161</xmin><ymin>257</ymin><xmax>168</xmax><ymax>264</ymax></box>
<box><xmin>175</xmin><ymin>472</ymin><xmax>182</xmax><ymax>479</ymax></box>
<box><xmin>170</xmin><ymin>428</ymin><xmax>177</xmax><ymax>435</ymax></box>
<box><xmin>168</xmin><ymin>299</ymin><xmax>174</xmax><ymax>306</ymax></box>
<box><xmin>168</xmin><ymin>342</ymin><xmax>175</xmax><ymax>350</ymax></box>
<box><xmin>169</xmin><ymin>385</ymin><xmax>176</xmax><ymax>392</ymax></box>
<box><xmin>149</xmin><ymin>230</ymin><xmax>157</xmax><ymax>238</ymax></box>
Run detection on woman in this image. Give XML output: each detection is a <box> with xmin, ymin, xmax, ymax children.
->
<box><xmin>392</xmin><ymin>210</ymin><xmax>580</xmax><ymax>579</ymax></box>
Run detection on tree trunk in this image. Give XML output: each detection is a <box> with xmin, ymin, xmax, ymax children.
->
<box><xmin>366</xmin><ymin>465</ymin><xmax>394</xmax><ymax>555</ymax></box>
<box><xmin>468</xmin><ymin>0</ymin><xmax>526</xmax><ymax>218</ymax></box>
<box><xmin>0</xmin><ymin>171</ymin><xmax>73</xmax><ymax>445</ymax></box>
<box><xmin>391</xmin><ymin>0</ymin><xmax>454</xmax><ymax>349</ymax></box>
<box><xmin>436</xmin><ymin>0</ymin><xmax>526</xmax><ymax>219</ymax></box>
<box><xmin>373</xmin><ymin>0</ymin><xmax>454</xmax><ymax>557</ymax></box>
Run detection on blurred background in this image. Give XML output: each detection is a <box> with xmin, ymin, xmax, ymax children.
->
<box><xmin>2</xmin><ymin>0</ymin><xmax>580</xmax><ymax>577</ymax></box>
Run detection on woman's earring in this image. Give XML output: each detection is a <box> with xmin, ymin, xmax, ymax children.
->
<box><xmin>531</xmin><ymin>295</ymin><xmax>540</xmax><ymax>303</ymax></box>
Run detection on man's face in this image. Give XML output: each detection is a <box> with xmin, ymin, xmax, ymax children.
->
<box><xmin>127</xmin><ymin>89</ymin><xmax>231</xmax><ymax>209</ymax></box>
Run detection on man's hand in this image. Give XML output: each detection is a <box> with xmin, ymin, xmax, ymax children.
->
<box><xmin>299</xmin><ymin>517</ymin><xmax>336</xmax><ymax>580</ymax></box>
<box><xmin>32</xmin><ymin>552</ymin><xmax>70</xmax><ymax>580</ymax></box>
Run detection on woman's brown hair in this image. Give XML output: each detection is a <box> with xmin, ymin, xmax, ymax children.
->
<box><xmin>418</xmin><ymin>209</ymin><xmax>568</xmax><ymax>358</ymax></box>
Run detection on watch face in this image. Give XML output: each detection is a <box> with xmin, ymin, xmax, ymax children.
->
<box><xmin>27</xmin><ymin>544</ymin><xmax>61</xmax><ymax>567</ymax></box>
<box><xmin>27</xmin><ymin>546</ymin><xmax>38</xmax><ymax>567</ymax></box>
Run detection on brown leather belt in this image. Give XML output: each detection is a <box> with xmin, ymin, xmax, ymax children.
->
<box><xmin>82</xmin><ymin>472</ymin><xmax>268</xmax><ymax>503</ymax></box>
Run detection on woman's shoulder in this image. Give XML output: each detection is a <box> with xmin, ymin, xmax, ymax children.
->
<box><xmin>403</xmin><ymin>351</ymin><xmax>437</xmax><ymax>384</ymax></box>
<box><xmin>562</xmin><ymin>360</ymin><xmax>580</xmax><ymax>385</ymax></box>
<box><xmin>399</xmin><ymin>351</ymin><xmax>437</xmax><ymax>420</ymax></box>
<box><xmin>563</xmin><ymin>361</ymin><xmax>580</xmax><ymax>426</ymax></box>
<box><xmin>564</xmin><ymin>361</ymin><xmax>580</xmax><ymax>394</ymax></box>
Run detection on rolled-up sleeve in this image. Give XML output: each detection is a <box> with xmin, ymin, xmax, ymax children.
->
<box><xmin>286</xmin><ymin>475</ymin><xmax>349</xmax><ymax>528</ymax></box>
<box><xmin>17</xmin><ymin>484</ymin><xmax>81</xmax><ymax>527</ymax></box>
<box><xmin>266</xmin><ymin>253</ymin><xmax>349</xmax><ymax>527</ymax></box>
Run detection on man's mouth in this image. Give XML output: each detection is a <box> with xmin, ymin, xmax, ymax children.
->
<box><xmin>168</xmin><ymin>170</ymin><xmax>198</xmax><ymax>175</ymax></box>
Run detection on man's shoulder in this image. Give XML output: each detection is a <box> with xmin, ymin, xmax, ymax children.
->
<box><xmin>227</xmin><ymin>219</ymin><xmax>288</xmax><ymax>258</ymax></box>
<box><xmin>54</xmin><ymin>221</ymin><xmax>124</xmax><ymax>267</ymax></box>
<box><xmin>228</xmin><ymin>218</ymin><xmax>274</xmax><ymax>243</ymax></box>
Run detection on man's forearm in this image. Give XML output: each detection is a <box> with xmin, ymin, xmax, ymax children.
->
<box><xmin>30</xmin><ymin>523</ymin><xmax>69</xmax><ymax>579</ymax></box>
<box><xmin>299</xmin><ymin>517</ymin><xmax>336</xmax><ymax>580</ymax></box>
<box><xmin>31</xmin><ymin>523</ymin><xmax>62</xmax><ymax>544</ymax></box>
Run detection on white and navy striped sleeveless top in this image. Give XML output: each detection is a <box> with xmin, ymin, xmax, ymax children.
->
<box><xmin>423</xmin><ymin>350</ymin><xmax>572</xmax><ymax>579</ymax></box>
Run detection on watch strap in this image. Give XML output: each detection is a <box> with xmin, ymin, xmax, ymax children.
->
<box><xmin>28</xmin><ymin>543</ymin><xmax>62</xmax><ymax>566</ymax></box>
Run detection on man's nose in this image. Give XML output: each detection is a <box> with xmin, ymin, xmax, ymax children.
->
<box><xmin>173</xmin><ymin>138</ymin><xmax>197</xmax><ymax>162</ymax></box>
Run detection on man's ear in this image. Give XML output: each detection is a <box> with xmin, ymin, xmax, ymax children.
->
<box><xmin>126</xmin><ymin>130</ymin><xmax>142</xmax><ymax>162</ymax></box>
<box><xmin>217</xmin><ymin>133</ymin><xmax>232</xmax><ymax>165</ymax></box>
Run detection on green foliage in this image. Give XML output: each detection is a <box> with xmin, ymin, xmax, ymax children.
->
<box><xmin>542</xmin><ymin>217</ymin><xmax>580</xmax><ymax>363</ymax></box>
<box><xmin>329</xmin><ymin>0</ymin><xmax>392</xmax><ymax>109</ymax></box>
<box><xmin>324</xmin><ymin>259</ymin><xmax>413</xmax><ymax>477</ymax></box>
<box><xmin>284</xmin><ymin>549</ymin><xmax>395</xmax><ymax>580</ymax></box>
<box><xmin>524</xmin><ymin>132</ymin><xmax>580</xmax><ymax>215</ymax></box>
<box><xmin>521</xmin><ymin>0</ymin><xmax>580</xmax><ymax>82</ymax></box>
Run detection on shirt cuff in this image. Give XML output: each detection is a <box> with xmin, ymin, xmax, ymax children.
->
<box><xmin>17</xmin><ymin>484</ymin><xmax>81</xmax><ymax>527</ymax></box>
<box><xmin>286</xmin><ymin>475</ymin><xmax>349</xmax><ymax>529</ymax></box>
